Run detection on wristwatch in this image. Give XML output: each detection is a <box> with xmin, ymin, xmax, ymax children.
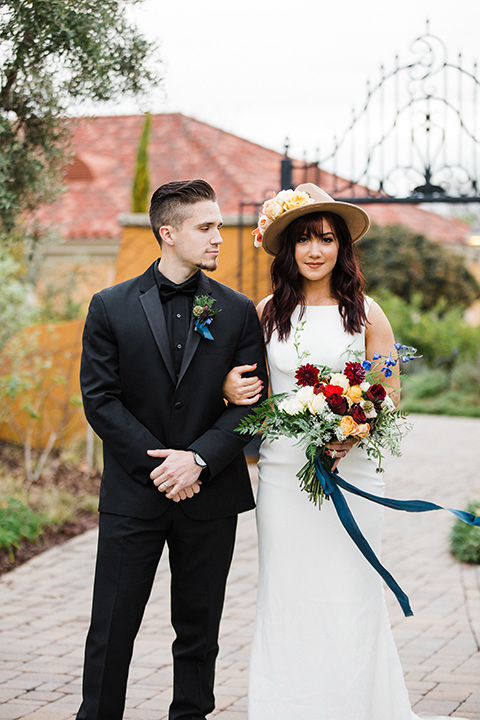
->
<box><xmin>192</xmin><ymin>452</ymin><xmax>207</xmax><ymax>469</ymax></box>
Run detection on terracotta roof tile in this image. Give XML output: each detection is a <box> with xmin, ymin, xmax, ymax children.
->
<box><xmin>37</xmin><ymin>113</ymin><xmax>470</xmax><ymax>245</ymax></box>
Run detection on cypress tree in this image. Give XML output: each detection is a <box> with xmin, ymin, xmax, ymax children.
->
<box><xmin>131</xmin><ymin>113</ymin><xmax>152</xmax><ymax>213</ymax></box>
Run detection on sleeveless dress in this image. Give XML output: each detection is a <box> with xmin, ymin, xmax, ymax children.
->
<box><xmin>248</xmin><ymin>303</ymin><xmax>460</xmax><ymax>720</ymax></box>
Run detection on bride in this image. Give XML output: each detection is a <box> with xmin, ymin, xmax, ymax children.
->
<box><xmin>223</xmin><ymin>183</ymin><xmax>466</xmax><ymax>720</ymax></box>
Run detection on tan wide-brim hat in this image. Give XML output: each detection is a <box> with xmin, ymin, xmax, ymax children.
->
<box><xmin>261</xmin><ymin>183</ymin><xmax>371</xmax><ymax>256</ymax></box>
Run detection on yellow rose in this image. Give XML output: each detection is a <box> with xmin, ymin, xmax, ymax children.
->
<box><xmin>339</xmin><ymin>416</ymin><xmax>357</xmax><ymax>436</ymax></box>
<box><xmin>282</xmin><ymin>191</ymin><xmax>312</xmax><ymax>211</ymax></box>
<box><xmin>262</xmin><ymin>198</ymin><xmax>284</xmax><ymax>219</ymax></box>
<box><xmin>346</xmin><ymin>385</ymin><xmax>363</xmax><ymax>403</ymax></box>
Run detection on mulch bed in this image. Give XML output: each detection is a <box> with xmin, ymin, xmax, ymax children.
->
<box><xmin>0</xmin><ymin>441</ymin><xmax>101</xmax><ymax>577</ymax></box>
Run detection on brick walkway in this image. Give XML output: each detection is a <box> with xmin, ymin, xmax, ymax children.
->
<box><xmin>0</xmin><ymin>415</ymin><xmax>479</xmax><ymax>719</ymax></box>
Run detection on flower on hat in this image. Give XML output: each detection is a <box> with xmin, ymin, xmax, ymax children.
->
<box><xmin>252</xmin><ymin>188</ymin><xmax>315</xmax><ymax>247</ymax></box>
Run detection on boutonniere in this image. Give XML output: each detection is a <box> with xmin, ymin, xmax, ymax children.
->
<box><xmin>192</xmin><ymin>295</ymin><xmax>221</xmax><ymax>340</ymax></box>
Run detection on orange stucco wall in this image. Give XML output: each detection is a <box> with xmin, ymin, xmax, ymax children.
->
<box><xmin>0</xmin><ymin>319</ymin><xmax>85</xmax><ymax>448</ymax></box>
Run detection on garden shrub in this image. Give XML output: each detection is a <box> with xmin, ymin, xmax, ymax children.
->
<box><xmin>0</xmin><ymin>497</ymin><xmax>44</xmax><ymax>559</ymax></box>
<box><xmin>450</xmin><ymin>500</ymin><xmax>480</xmax><ymax>564</ymax></box>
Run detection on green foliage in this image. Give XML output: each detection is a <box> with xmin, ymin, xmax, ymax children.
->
<box><xmin>0</xmin><ymin>496</ymin><xmax>44</xmax><ymax>559</ymax></box>
<box><xmin>400</xmin><ymin>354</ymin><xmax>480</xmax><ymax>416</ymax></box>
<box><xmin>35</xmin><ymin>269</ymin><xmax>84</xmax><ymax>323</ymax></box>
<box><xmin>374</xmin><ymin>291</ymin><xmax>480</xmax><ymax>367</ymax></box>
<box><xmin>0</xmin><ymin>0</ymin><xmax>162</xmax><ymax>235</ymax></box>
<box><xmin>358</xmin><ymin>224</ymin><xmax>480</xmax><ymax>311</ymax></box>
<box><xmin>370</xmin><ymin>291</ymin><xmax>480</xmax><ymax>416</ymax></box>
<box><xmin>131</xmin><ymin>112</ymin><xmax>151</xmax><ymax>213</ymax></box>
<box><xmin>0</xmin><ymin>247</ymin><xmax>34</xmax><ymax>351</ymax></box>
<box><xmin>450</xmin><ymin>500</ymin><xmax>480</xmax><ymax>564</ymax></box>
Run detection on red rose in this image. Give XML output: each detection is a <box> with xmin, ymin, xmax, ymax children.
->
<box><xmin>323</xmin><ymin>384</ymin><xmax>345</xmax><ymax>398</ymax></box>
<box><xmin>366</xmin><ymin>384</ymin><xmax>386</xmax><ymax>403</ymax></box>
<box><xmin>326</xmin><ymin>393</ymin><xmax>349</xmax><ymax>415</ymax></box>
<box><xmin>351</xmin><ymin>404</ymin><xmax>367</xmax><ymax>424</ymax></box>
<box><xmin>295</xmin><ymin>363</ymin><xmax>320</xmax><ymax>387</ymax></box>
<box><xmin>344</xmin><ymin>361</ymin><xmax>366</xmax><ymax>385</ymax></box>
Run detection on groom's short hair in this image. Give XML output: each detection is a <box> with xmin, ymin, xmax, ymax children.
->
<box><xmin>149</xmin><ymin>179</ymin><xmax>217</xmax><ymax>245</ymax></box>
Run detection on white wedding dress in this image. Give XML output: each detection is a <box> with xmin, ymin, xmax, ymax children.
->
<box><xmin>248</xmin><ymin>302</ymin><xmax>461</xmax><ymax>720</ymax></box>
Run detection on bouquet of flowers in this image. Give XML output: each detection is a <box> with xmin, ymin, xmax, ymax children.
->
<box><xmin>237</xmin><ymin>323</ymin><xmax>420</xmax><ymax>507</ymax></box>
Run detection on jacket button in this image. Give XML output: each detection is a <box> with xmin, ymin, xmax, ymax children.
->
<box><xmin>174</xmin><ymin>401</ymin><xmax>183</xmax><ymax>410</ymax></box>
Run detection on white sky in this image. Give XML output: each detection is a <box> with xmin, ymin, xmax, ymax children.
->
<box><xmin>112</xmin><ymin>0</ymin><xmax>480</xmax><ymax>166</ymax></box>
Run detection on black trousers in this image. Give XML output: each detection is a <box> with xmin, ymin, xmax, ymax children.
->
<box><xmin>76</xmin><ymin>505</ymin><xmax>238</xmax><ymax>720</ymax></box>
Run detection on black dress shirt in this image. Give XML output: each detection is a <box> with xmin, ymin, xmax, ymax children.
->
<box><xmin>155</xmin><ymin>267</ymin><xmax>200</xmax><ymax>376</ymax></box>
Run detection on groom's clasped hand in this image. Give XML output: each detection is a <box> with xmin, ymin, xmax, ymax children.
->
<box><xmin>147</xmin><ymin>448</ymin><xmax>203</xmax><ymax>501</ymax></box>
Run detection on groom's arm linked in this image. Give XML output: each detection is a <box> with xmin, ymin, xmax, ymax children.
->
<box><xmin>185</xmin><ymin>298</ymin><xmax>268</xmax><ymax>477</ymax></box>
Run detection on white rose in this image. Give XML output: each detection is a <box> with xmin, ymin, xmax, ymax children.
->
<box><xmin>382</xmin><ymin>395</ymin><xmax>396</xmax><ymax>413</ymax></box>
<box><xmin>307</xmin><ymin>393</ymin><xmax>326</xmax><ymax>414</ymax></box>
<box><xmin>360</xmin><ymin>381</ymin><xmax>371</xmax><ymax>391</ymax></box>
<box><xmin>296</xmin><ymin>385</ymin><xmax>315</xmax><ymax>404</ymax></box>
<box><xmin>275</xmin><ymin>189</ymin><xmax>293</xmax><ymax>205</ymax></box>
<box><xmin>329</xmin><ymin>373</ymin><xmax>349</xmax><ymax>391</ymax></box>
<box><xmin>280</xmin><ymin>397</ymin><xmax>304</xmax><ymax>415</ymax></box>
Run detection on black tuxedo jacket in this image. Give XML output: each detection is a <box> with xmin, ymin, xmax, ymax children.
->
<box><xmin>80</xmin><ymin>262</ymin><xmax>268</xmax><ymax>520</ymax></box>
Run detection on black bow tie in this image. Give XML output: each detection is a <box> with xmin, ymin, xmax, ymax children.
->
<box><xmin>159</xmin><ymin>275</ymin><xmax>198</xmax><ymax>302</ymax></box>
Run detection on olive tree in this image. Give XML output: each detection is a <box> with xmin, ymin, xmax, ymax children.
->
<box><xmin>0</xmin><ymin>0</ymin><xmax>162</xmax><ymax>235</ymax></box>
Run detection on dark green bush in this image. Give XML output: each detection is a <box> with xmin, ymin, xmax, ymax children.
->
<box><xmin>372</xmin><ymin>291</ymin><xmax>480</xmax><ymax>368</ymax></box>
<box><xmin>358</xmin><ymin>224</ymin><xmax>480</xmax><ymax>311</ymax></box>
<box><xmin>0</xmin><ymin>497</ymin><xmax>44</xmax><ymax>560</ymax></box>
<box><xmin>450</xmin><ymin>500</ymin><xmax>480</xmax><ymax>564</ymax></box>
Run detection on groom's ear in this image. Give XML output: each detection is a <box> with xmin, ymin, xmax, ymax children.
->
<box><xmin>159</xmin><ymin>225</ymin><xmax>175</xmax><ymax>246</ymax></box>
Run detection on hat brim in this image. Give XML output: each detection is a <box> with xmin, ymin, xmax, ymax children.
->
<box><xmin>261</xmin><ymin>201</ymin><xmax>370</xmax><ymax>256</ymax></box>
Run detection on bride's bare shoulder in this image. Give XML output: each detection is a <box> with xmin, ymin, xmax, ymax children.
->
<box><xmin>256</xmin><ymin>295</ymin><xmax>272</xmax><ymax>320</ymax></box>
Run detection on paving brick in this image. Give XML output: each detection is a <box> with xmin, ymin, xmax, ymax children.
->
<box><xmin>0</xmin><ymin>416</ymin><xmax>479</xmax><ymax>719</ymax></box>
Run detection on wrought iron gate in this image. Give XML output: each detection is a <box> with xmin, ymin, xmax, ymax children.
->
<box><xmin>238</xmin><ymin>21</ymin><xmax>480</xmax><ymax>296</ymax></box>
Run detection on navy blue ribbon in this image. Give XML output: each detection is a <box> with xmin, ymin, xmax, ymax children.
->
<box><xmin>314</xmin><ymin>457</ymin><xmax>480</xmax><ymax>618</ymax></box>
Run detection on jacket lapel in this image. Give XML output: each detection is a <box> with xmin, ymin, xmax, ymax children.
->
<box><xmin>139</xmin><ymin>265</ymin><xmax>176</xmax><ymax>384</ymax></box>
<box><xmin>176</xmin><ymin>272</ymin><xmax>212</xmax><ymax>387</ymax></box>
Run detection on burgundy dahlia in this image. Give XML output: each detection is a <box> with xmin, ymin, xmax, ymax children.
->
<box><xmin>344</xmin><ymin>361</ymin><xmax>366</xmax><ymax>385</ymax></box>
<box><xmin>295</xmin><ymin>363</ymin><xmax>319</xmax><ymax>387</ymax></box>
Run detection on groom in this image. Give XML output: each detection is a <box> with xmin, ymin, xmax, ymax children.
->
<box><xmin>76</xmin><ymin>179</ymin><xmax>267</xmax><ymax>720</ymax></box>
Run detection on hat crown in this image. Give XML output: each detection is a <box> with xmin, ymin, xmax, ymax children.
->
<box><xmin>295</xmin><ymin>183</ymin><xmax>335</xmax><ymax>204</ymax></box>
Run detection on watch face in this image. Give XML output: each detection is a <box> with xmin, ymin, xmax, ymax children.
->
<box><xmin>194</xmin><ymin>453</ymin><xmax>206</xmax><ymax>467</ymax></box>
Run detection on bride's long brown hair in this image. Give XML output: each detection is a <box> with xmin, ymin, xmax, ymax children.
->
<box><xmin>261</xmin><ymin>211</ymin><xmax>367</xmax><ymax>343</ymax></box>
